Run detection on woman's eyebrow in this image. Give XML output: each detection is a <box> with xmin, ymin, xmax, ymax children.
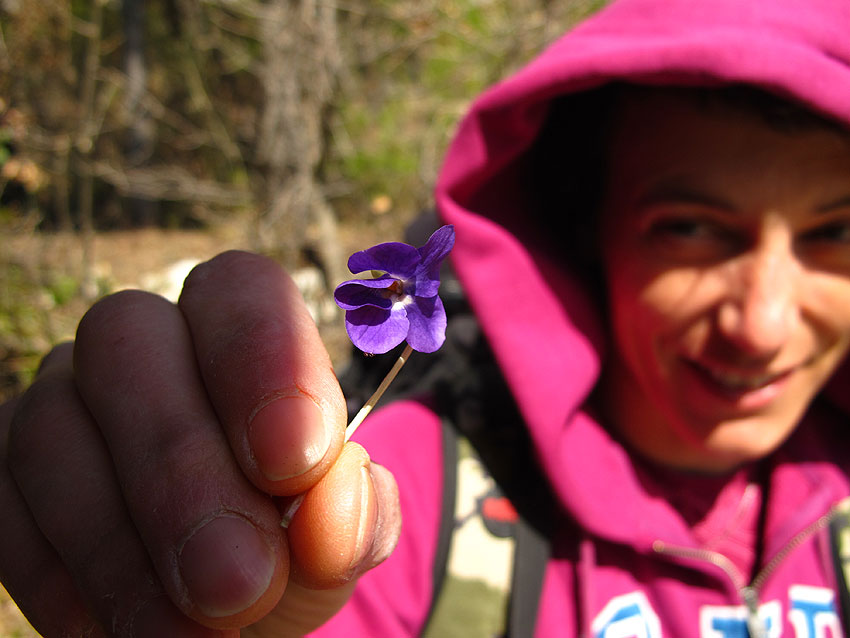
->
<box><xmin>816</xmin><ymin>195</ymin><xmax>850</xmax><ymax>214</ymax></box>
<box><xmin>636</xmin><ymin>180</ymin><xmax>737</xmax><ymax>211</ymax></box>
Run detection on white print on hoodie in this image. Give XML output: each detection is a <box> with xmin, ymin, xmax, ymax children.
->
<box><xmin>592</xmin><ymin>586</ymin><xmax>840</xmax><ymax>638</ymax></box>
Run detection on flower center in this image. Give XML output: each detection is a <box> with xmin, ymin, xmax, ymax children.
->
<box><xmin>381</xmin><ymin>279</ymin><xmax>411</xmax><ymax>305</ymax></box>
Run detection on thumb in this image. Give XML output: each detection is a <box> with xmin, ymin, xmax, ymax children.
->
<box><xmin>286</xmin><ymin>442</ymin><xmax>400</xmax><ymax>590</ymax></box>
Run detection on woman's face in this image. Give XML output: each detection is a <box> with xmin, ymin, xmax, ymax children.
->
<box><xmin>600</xmin><ymin>91</ymin><xmax>850</xmax><ymax>472</ymax></box>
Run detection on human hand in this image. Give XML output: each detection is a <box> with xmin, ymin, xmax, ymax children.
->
<box><xmin>0</xmin><ymin>251</ymin><xmax>401</xmax><ymax>637</ymax></box>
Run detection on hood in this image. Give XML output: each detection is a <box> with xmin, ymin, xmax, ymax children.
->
<box><xmin>435</xmin><ymin>0</ymin><xmax>850</xmax><ymax>548</ymax></box>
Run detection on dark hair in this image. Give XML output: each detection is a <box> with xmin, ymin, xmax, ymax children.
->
<box><xmin>529</xmin><ymin>84</ymin><xmax>617</xmax><ymax>281</ymax></box>
<box><xmin>529</xmin><ymin>82</ymin><xmax>845</xmax><ymax>278</ymax></box>
<box><xmin>628</xmin><ymin>83</ymin><xmax>845</xmax><ymax>134</ymax></box>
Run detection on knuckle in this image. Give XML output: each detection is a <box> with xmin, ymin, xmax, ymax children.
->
<box><xmin>0</xmin><ymin>396</ymin><xmax>20</xmax><ymax>458</ymax></box>
<box><xmin>210</xmin><ymin>313</ymin><xmax>291</xmax><ymax>363</ymax></box>
<box><xmin>201</xmin><ymin>305</ymin><xmax>322</xmax><ymax>398</ymax></box>
<box><xmin>36</xmin><ymin>341</ymin><xmax>74</xmax><ymax>375</ymax></box>
<box><xmin>6</xmin><ymin>372</ymin><xmax>82</xmax><ymax>476</ymax></box>
<box><xmin>74</xmin><ymin>290</ymin><xmax>176</xmax><ymax>383</ymax></box>
<box><xmin>77</xmin><ymin>289</ymin><xmax>171</xmax><ymax>350</ymax></box>
<box><xmin>8</xmin><ymin>342</ymin><xmax>77</xmax><ymax>465</ymax></box>
<box><xmin>149</xmin><ymin>413</ymin><xmax>220</xmax><ymax>479</ymax></box>
<box><xmin>8</xmin><ymin>376</ymin><xmax>58</xmax><ymax>459</ymax></box>
<box><xmin>179</xmin><ymin>250</ymin><xmax>300</xmax><ymax>310</ymax></box>
<box><xmin>180</xmin><ymin>250</ymin><xmax>268</xmax><ymax>299</ymax></box>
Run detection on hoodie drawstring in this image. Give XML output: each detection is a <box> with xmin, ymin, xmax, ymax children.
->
<box><xmin>576</xmin><ymin>533</ymin><xmax>597</xmax><ymax>638</ymax></box>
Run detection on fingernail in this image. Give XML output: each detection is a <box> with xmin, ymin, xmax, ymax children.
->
<box><xmin>178</xmin><ymin>515</ymin><xmax>275</xmax><ymax>618</ymax></box>
<box><xmin>249</xmin><ymin>396</ymin><xmax>331</xmax><ymax>481</ymax></box>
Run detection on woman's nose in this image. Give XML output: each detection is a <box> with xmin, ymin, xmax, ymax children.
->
<box><xmin>717</xmin><ymin>226</ymin><xmax>800</xmax><ymax>356</ymax></box>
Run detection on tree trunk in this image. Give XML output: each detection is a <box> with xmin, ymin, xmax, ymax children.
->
<box><xmin>76</xmin><ymin>0</ymin><xmax>105</xmax><ymax>300</ymax></box>
<box><xmin>122</xmin><ymin>0</ymin><xmax>157</xmax><ymax>226</ymax></box>
<box><xmin>252</xmin><ymin>0</ymin><xmax>346</xmax><ymax>293</ymax></box>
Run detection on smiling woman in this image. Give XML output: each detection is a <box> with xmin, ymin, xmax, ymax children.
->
<box><xmin>598</xmin><ymin>86</ymin><xmax>850</xmax><ymax>472</ymax></box>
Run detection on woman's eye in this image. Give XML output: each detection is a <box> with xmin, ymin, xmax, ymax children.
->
<box><xmin>654</xmin><ymin>219</ymin><xmax>708</xmax><ymax>237</ymax></box>
<box><xmin>649</xmin><ymin>217</ymin><xmax>727</xmax><ymax>241</ymax></box>
<box><xmin>644</xmin><ymin>215</ymin><xmax>742</xmax><ymax>261</ymax></box>
<box><xmin>802</xmin><ymin>222</ymin><xmax>850</xmax><ymax>243</ymax></box>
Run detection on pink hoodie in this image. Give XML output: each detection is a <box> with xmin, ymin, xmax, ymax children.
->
<box><xmin>312</xmin><ymin>1</ymin><xmax>850</xmax><ymax>635</ymax></box>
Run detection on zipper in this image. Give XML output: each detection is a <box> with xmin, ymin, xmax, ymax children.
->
<box><xmin>652</xmin><ymin>508</ymin><xmax>838</xmax><ymax>636</ymax></box>
<box><xmin>741</xmin><ymin>586</ymin><xmax>767</xmax><ymax>638</ymax></box>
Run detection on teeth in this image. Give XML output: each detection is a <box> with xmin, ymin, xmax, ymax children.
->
<box><xmin>702</xmin><ymin>367</ymin><xmax>779</xmax><ymax>390</ymax></box>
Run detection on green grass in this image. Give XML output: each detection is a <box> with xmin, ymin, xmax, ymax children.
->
<box><xmin>424</xmin><ymin>575</ymin><xmax>507</xmax><ymax>638</ymax></box>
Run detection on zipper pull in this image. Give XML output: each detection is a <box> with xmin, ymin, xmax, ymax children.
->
<box><xmin>741</xmin><ymin>586</ymin><xmax>768</xmax><ymax>638</ymax></box>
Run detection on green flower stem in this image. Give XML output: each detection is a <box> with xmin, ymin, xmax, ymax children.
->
<box><xmin>345</xmin><ymin>343</ymin><xmax>414</xmax><ymax>442</ymax></box>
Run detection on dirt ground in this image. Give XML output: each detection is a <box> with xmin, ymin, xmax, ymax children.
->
<box><xmin>1</xmin><ymin>212</ymin><xmax>414</xmax><ymax>401</ymax></box>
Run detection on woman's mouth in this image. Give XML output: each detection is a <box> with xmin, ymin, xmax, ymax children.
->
<box><xmin>684</xmin><ymin>360</ymin><xmax>794</xmax><ymax>409</ymax></box>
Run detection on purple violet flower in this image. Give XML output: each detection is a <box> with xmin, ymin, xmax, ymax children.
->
<box><xmin>334</xmin><ymin>225</ymin><xmax>455</xmax><ymax>355</ymax></box>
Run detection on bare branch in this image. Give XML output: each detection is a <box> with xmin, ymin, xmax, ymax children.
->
<box><xmin>90</xmin><ymin>161</ymin><xmax>252</xmax><ymax>207</ymax></box>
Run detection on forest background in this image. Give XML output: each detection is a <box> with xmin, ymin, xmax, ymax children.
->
<box><xmin>0</xmin><ymin>0</ymin><xmax>606</xmax><ymax>406</ymax></box>
<box><xmin>0</xmin><ymin>0</ymin><xmax>606</xmax><ymax>634</ymax></box>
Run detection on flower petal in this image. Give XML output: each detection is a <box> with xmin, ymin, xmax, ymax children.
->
<box><xmin>412</xmin><ymin>225</ymin><xmax>455</xmax><ymax>297</ymax></box>
<box><xmin>334</xmin><ymin>277</ymin><xmax>396</xmax><ymax>310</ymax></box>
<box><xmin>348</xmin><ymin>242</ymin><xmax>420</xmax><ymax>278</ymax></box>
<box><xmin>403</xmin><ymin>294</ymin><xmax>447</xmax><ymax>353</ymax></box>
<box><xmin>344</xmin><ymin>304</ymin><xmax>409</xmax><ymax>354</ymax></box>
<box><xmin>417</xmin><ymin>225</ymin><xmax>455</xmax><ymax>271</ymax></box>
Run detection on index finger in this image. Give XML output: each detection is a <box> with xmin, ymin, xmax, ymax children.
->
<box><xmin>178</xmin><ymin>251</ymin><xmax>347</xmax><ymax>496</ymax></box>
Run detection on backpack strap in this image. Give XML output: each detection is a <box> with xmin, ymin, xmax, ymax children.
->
<box><xmin>507</xmin><ymin>514</ymin><xmax>550</xmax><ymax>637</ymax></box>
<box><xmin>430</xmin><ymin>314</ymin><xmax>554</xmax><ymax>637</ymax></box>
<box><xmin>422</xmin><ymin>417</ymin><xmax>549</xmax><ymax>638</ymax></box>
<box><xmin>423</xmin><ymin>417</ymin><xmax>459</xmax><ymax>630</ymax></box>
<box><xmin>829</xmin><ymin>496</ymin><xmax>850</xmax><ymax>629</ymax></box>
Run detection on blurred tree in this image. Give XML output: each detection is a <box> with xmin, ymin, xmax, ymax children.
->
<box><xmin>249</xmin><ymin>0</ymin><xmax>346</xmax><ymax>285</ymax></box>
<box><xmin>76</xmin><ymin>0</ymin><xmax>106</xmax><ymax>298</ymax></box>
<box><xmin>121</xmin><ymin>0</ymin><xmax>157</xmax><ymax>226</ymax></box>
<box><xmin>0</xmin><ymin>0</ymin><xmax>610</xmax><ymax>403</ymax></box>
<box><xmin>0</xmin><ymin>0</ymin><xmax>607</xmax><ymax>273</ymax></box>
